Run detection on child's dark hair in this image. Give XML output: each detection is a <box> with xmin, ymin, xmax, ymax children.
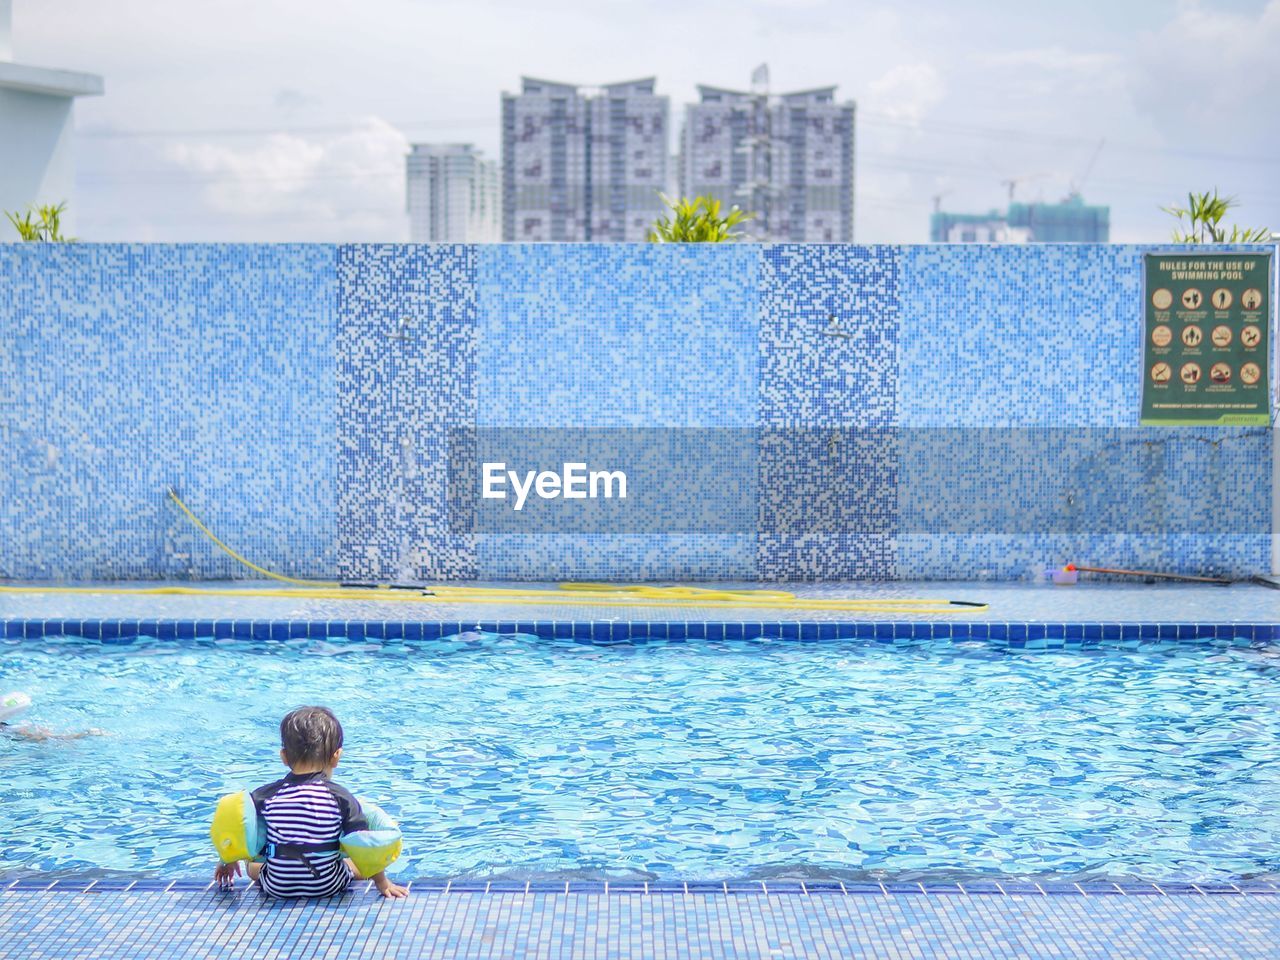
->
<box><xmin>280</xmin><ymin>706</ymin><xmax>344</xmax><ymax>766</ymax></box>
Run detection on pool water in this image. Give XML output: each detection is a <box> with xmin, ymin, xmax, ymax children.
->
<box><xmin>3</xmin><ymin>632</ymin><xmax>1280</xmax><ymax>884</ymax></box>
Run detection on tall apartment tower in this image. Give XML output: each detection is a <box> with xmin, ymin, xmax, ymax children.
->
<box><xmin>501</xmin><ymin>76</ymin><xmax>668</xmax><ymax>241</ymax></box>
<box><xmin>406</xmin><ymin>144</ymin><xmax>500</xmax><ymax>242</ymax></box>
<box><xmin>679</xmin><ymin>68</ymin><xmax>855</xmax><ymax>242</ymax></box>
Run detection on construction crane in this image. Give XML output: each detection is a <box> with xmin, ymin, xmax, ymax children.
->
<box><xmin>1000</xmin><ymin>173</ymin><xmax>1048</xmax><ymax>203</ymax></box>
<box><xmin>1067</xmin><ymin>139</ymin><xmax>1105</xmax><ymax>200</ymax></box>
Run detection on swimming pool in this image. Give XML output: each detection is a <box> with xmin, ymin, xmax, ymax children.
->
<box><xmin>4</xmin><ymin>629</ymin><xmax>1279</xmax><ymax>886</ymax></box>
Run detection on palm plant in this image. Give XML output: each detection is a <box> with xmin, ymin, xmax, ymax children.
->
<box><xmin>1162</xmin><ymin>190</ymin><xmax>1270</xmax><ymax>243</ymax></box>
<box><xmin>647</xmin><ymin>194</ymin><xmax>755</xmax><ymax>243</ymax></box>
<box><xmin>5</xmin><ymin>202</ymin><xmax>75</xmax><ymax>242</ymax></box>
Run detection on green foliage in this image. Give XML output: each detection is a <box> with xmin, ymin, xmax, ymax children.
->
<box><xmin>1162</xmin><ymin>190</ymin><xmax>1270</xmax><ymax>244</ymax></box>
<box><xmin>647</xmin><ymin>194</ymin><xmax>755</xmax><ymax>243</ymax></box>
<box><xmin>5</xmin><ymin>202</ymin><xmax>75</xmax><ymax>242</ymax></box>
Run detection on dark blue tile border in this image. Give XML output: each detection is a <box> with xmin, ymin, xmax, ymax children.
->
<box><xmin>4</xmin><ymin>618</ymin><xmax>1277</xmax><ymax>645</ymax></box>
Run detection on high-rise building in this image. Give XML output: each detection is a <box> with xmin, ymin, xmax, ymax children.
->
<box><xmin>501</xmin><ymin>76</ymin><xmax>668</xmax><ymax>242</ymax></box>
<box><xmin>928</xmin><ymin>210</ymin><xmax>1023</xmax><ymax>244</ymax></box>
<box><xmin>931</xmin><ymin>194</ymin><xmax>1110</xmax><ymax>243</ymax></box>
<box><xmin>406</xmin><ymin>144</ymin><xmax>499</xmax><ymax>243</ymax></box>
<box><xmin>679</xmin><ymin>67</ymin><xmax>856</xmax><ymax>242</ymax></box>
<box><xmin>0</xmin><ymin>0</ymin><xmax>103</xmax><ymax>234</ymax></box>
<box><xmin>1006</xmin><ymin>195</ymin><xmax>1110</xmax><ymax>242</ymax></box>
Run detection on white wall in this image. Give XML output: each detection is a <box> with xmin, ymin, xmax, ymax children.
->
<box><xmin>0</xmin><ymin>86</ymin><xmax>75</xmax><ymax>230</ymax></box>
<box><xmin>0</xmin><ymin>0</ymin><xmax>12</xmax><ymax>60</ymax></box>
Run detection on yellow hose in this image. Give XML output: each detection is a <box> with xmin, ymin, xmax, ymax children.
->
<box><xmin>0</xmin><ymin>489</ymin><xmax>988</xmax><ymax>614</ymax></box>
<box><xmin>0</xmin><ymin>583</ymin><xmax>980</xmax><ymax>613</ymax></box>
<box><xmin>165</xmin><ymin>487</ymin><xmax>340</xmax><ymax>588</ymax></box>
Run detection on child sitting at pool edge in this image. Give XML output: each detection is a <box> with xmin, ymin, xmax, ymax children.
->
<box><xmin>214</xmin><ymin>706</ymin><xmax>408</xmax><ymax>899</ymax></box>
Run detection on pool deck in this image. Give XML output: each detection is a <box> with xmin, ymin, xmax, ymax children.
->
<box><xmin>2</xmin><ymin>579</ymin><xmax>1279</xmax><ymax>641</ymax></box>
<box><xmin>6</xmin><ymin>882</ymin><xmax>1280</xmax><ymax>960</ymax></box>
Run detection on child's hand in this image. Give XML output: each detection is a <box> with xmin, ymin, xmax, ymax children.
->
<box><xmin>214</xmin><ymin>861</ymin><xmax>242</xmax><ymax>889</ymax></box>
<box><xmin>372</xmin><ymin>872</ymin><xmax>409</xmax><ymax>899</ymax></box>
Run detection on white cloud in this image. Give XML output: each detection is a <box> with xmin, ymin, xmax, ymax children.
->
<box><xmin>984</xmin><ymin>47</ymin><xmax>1121</xmax><ymax>73</ymax></box>
<box><xmin>163</xmin><ymin>118</ymin><xmax>409</xmax><ymax>239</ymax></box>
<box><xmin>980</xmin><ymin>46</ymin><xmax>1126</xmax><ymax>95</ymax></box>
<box><xmin>868</xmin><ymin>63</ymin><xmax>945</xmax><ymax>125</ymax></box>
<box><xmin>1132</xmin><ymin>0</ymin><xmax>1280</xmax><ymax>130</ymax></box>
<box><xmin>274</xmin><ymin>88</ymin><xmax>319</xmax><ymax>113</ymax></box>
<box><xmin>964</xmin><ymin>44</ymin><xmax>1130</xmax><ymax>117</ymax></box>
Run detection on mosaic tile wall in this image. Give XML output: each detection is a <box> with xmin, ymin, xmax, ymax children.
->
<box><xmin>1</xmin><ymin>242</ymin><xmax>1273</xmax><ymax>581</ymax></box>
<box><xmin>757</xmin><ymin>245</ymin><xmax>899</xmax><ymax>579</ymax></box>
<box><xmin>473</xmin><ymin>244</ymin><xmax>759</xmax><ymax>580</ymax></box>
<box><xmin>896</xmin><ymin>244</ymin><xmax>1274</xmax><ymax>578</ymax></box>
<box><xmin>0</xmin><ymin>244</ymin><xmax>338</xmax><ymax>581</ymax></box>
<box><xmin>336</xmin><ymin>245</ymin><xmax>477</xmax><ymax>581</ymax></box>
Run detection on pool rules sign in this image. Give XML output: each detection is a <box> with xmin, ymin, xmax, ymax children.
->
<box><xmin>1141</xmin><ymin>252</ymin><xmax>1272</xmax><ymax>425</ymax></box>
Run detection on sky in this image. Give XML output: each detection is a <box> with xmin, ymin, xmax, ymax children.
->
<box><xmin>11</xmin><ymin>0</ymin><xmax>1280</xmax><ymax>243</ymax></box>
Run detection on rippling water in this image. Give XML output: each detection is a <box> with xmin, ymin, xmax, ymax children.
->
<box><xmin>3</xmin><ymin>632</ymin><xmax>1280</xmax><ymax>884</ymax></box>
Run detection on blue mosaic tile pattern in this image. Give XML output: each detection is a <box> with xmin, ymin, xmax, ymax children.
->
<box><xmin>756</xmin><ymin>428</ymin><xmax>897</xmax><ymax>580</ymax></box>
<box><xmin>757</xmin><ymin>246</ymin><xmax>900</xmax><ymax>579</ymax></box>
<box><xmin>473</xmin><ymin>244</ymin><xmax>760</xmax><ymax>580</ymax></box>
<box><xmin>758</xmin><ymin>245</ymin><xmax>899</xmax><ymax>429</ymax></box>
<box><xmin>895</xmin><ymin>244</ymin><xmax>1275</xmax><ymax>579</ymax></box>
<box><xmin>895</xmin><ymin>532</ymin><xmax>1272</xmax><ymax>580</ymax></box>
<box><xmin>477</xmin><ymin>533</ymin><xmax>756</xmax><ymax>581</ymax></box>
<box><xmin>0</xmin><ymin>244</ymin><xmax>338</xmax><ymax>581</ymax></box>
<box><xmin>2</xmin><ymin>243</ymin><xmax>1273</xmax><ymax>582</ymax></box>
<box><xmin>335</xmin><ymin>244</ymin><xmax>477</xmax><ymax>580</ymax></box>
<box><xmin>899</xmin><ymin>245</ymin><xmax>1136</xmax><ymax>428</ymax></box>
<box><xmin>476</xmin><ymin>245</ymin><xmax>760</xmax><ymax>429</ymax></box>
<box><xmin>6</xmin><ymin>885</ymin><xmax>1280</xmax><ymax>960</ymax></box>
<box><xmin>896</xmin><ymin>428</ymin><xmax>1272</xmax><ymax>578</ymax></box>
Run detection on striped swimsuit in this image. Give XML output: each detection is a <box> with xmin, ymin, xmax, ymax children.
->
<box><xmin>251</xmin><ymin>771</ymin><xmax>368</xmax><ymax>899</ymax></box>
